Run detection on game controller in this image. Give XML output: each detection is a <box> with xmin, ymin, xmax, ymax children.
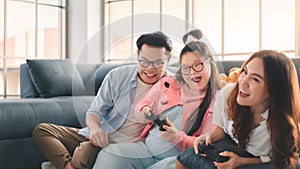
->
<box><xmin>145</xmin><ymin>110</ymin><xmax>169</xmax><ymax>131</ymax></box>
<box><xmin>198</xmin><ymin>141</ymin><xmax>229</xmax><ymax>163</ymax></box>
<box><xmin>153</xmin><ymin>118</ymin><xmax>168</xmax><ymax>131</ymax></box>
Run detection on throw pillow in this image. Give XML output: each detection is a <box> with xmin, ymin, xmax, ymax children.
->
<box><xmin>26</xmin><ymin>59</ymin><xmax>86</xmax><ymax>98</ymax></box>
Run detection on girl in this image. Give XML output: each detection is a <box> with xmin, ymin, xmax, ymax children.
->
<box><xmin>176</xmin><ymin>50</ymin><xmax>300</xmax><ymax>169</ymax></box>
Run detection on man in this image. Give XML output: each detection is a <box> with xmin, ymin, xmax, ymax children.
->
<box><xmin>33</xmin><ymin>31</ymin><xmax>172</xmax><ymax>169</ymax></box>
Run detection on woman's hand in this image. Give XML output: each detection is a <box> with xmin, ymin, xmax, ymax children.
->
<box><xmin>213</xmin><ymin>151</ymin><xmax>242</xmax><ymax>169</ymax></box>
<box><xmin>194</xmin><ymin>133</ymin><xmax>212</xmax><ymax>154</ymax></box>
<box><xmin>214</xmin><ymin>153</ymin><xmax>262</xmax><ymax>169</ymax></box>
<box><xmin>194</xmin><ymin>126</ymin><xmax>226</xmax><ymax>154</ymax></box>
<box><xmin>160</xmin><ymin>117</ymin><xmax>178</xmax><ymax>142</ymax></box>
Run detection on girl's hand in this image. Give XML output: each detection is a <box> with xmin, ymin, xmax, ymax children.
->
<box><xmin>141</xmin><ymin>99</ymin><xmax>157</xmax><ymax>122</ymax></box>
<box><xmin>141</xmin><ymin>106</ymin><xmax>152</xmax><ymax>118</ymax></box>
<box><xmin>160</xmin><ymin>117</ymin><xmax>178</xmax><ymax>142</ymax></box>
<box><xmin>213</xmin><ymin>151</ymin><xmax>241</xmax><ymax>169</ymax></box>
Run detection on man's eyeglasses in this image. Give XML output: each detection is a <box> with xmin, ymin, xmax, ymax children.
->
<box><xmin>180</xmin><ymin>59</ymin><xmax>210</xmax><ymax>75</ymax></box>
<box><xmin>138</xmin><ymin>60</ymin><xmax>165</xmax><ymax>68</ymax></box>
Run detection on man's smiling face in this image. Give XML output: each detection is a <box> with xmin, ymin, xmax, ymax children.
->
<box><xmin>137</xmin><ymin>44</ymin><xmax>169</xmax><ymax>84</ymax></box>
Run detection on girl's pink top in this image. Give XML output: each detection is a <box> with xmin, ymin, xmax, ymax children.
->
<box><xmin>135</xmin><ymin>77</ymin><xmax>216</xmax><ymax>152</ymax></box>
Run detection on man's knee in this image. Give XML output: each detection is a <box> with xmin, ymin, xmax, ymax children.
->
<box><xmin>71</xmin><ymin>141</ymin><xmax>101</xmax><ymax>169</ymax></box>
<box><xmin>32</xmin><ymin>123</ymin><xmax>51</xmax><ymax>139</ymax></box>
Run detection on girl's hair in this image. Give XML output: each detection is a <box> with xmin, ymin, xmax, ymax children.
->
<box><xmin>176</xmin><ymin>41</ymin><xmax>220</xmax><ymax>135</ymax></box>
<box><xmin>182</xmin><ymin>29</ymin><xmax>203</xmax><ymax>44</ymax></box>
<box><xmin>227</xmin><ymin>50</ymin><xmax>300</xmax><ymax>169</ymax></box>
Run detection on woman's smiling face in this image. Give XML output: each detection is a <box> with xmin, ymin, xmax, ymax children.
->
<box><xmin>237</xmin><ymin>57</ymin><xmax>269</xmax><ymax>113</ymax></box>
<box><xmin>180</xmin><ymin>52</ymin><xmax>211</xmax><ymax>90</ymax></box>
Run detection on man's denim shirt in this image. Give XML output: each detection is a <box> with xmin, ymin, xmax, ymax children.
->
<box><xmin>79</xmin><ymin>65</ymin><xmax>138</xmax><ymax>137</ymax></box>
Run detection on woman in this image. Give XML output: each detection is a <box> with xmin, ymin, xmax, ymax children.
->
<box><xmin>91</xmin><ymin>40</ymin><xmax>221</xmax><ymax>169</ymax></box>
<box><xmin>176</xmin><ymin>50</ymin><xmax>300</xmax><ymax>169</ymax></box>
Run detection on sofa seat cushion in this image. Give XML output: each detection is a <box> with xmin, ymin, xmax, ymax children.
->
<box><xmin>0</xmin><ymin>96</ymin><xmax>94</xmax><ymax>140</ymax></box>
<box><xmin>27</xmin><ymin>59</ymin><xmax>86</xmax><ymax>98</ymax></box>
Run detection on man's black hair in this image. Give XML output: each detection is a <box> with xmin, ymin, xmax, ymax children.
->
<box><xmin>136</xmin><ymin>31</ymin><xmax>172</xmax><ymax>52</ymax></box>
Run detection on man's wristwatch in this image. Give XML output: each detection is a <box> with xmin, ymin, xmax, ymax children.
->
<box><xmin>260</xmin><ymin>155</ymin><xmax>271</xmax><ymax>163</ymax></box>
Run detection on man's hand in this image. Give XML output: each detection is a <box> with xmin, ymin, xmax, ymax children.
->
<box><xmin>89</xmin><ymin>127</ymin><xmax>108</xmax><ymax>148</ymax></box>
<box><xmin>86</xmin><ymin>114</ymin><xmax>108</xmax><ymax>148</ymax></box>
<box><xmin>160</xmin><ymin>117</ymin><xmax>178</xmax><ymax>142</ymax></box>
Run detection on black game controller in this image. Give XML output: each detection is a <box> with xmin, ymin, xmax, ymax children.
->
<box><xmin>153</xmin><ymin>118</ymin><xmax>168</xmax><ymax>131</ymax></box>
<box><xmin>145</xmin><ymin>110</ymin><xmax>169</xmax><ymax>131</ymax></box>
<box><xmin>198</xmin><ymin>141</ymin><xmax>229</xmax><ymax>163</ymax></box>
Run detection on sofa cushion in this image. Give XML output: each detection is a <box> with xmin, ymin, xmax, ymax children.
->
<box><xmin>0</xmin><ymin>96</ymin><xmax>93</xmax><ymax>140</ymax></box>
<box><xmin>93</xmin><ymin>64</ymin><xmax>121</xmax><ymax>94</ymax></box>
<box><xmin>27</xmin><ymin>59</ymin><xmax>86</xmax><ymax>98</ymax></box>
<box><xmin>86</xmin><ymin>63</ymin><xmax>133</xmax><ymax>95</ymax></box>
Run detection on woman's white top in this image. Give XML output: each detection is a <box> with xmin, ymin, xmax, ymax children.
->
<box><xmin>212</xmin><ymin>83</ymin><xmax>271</xmax><ymax>157</ymax></box>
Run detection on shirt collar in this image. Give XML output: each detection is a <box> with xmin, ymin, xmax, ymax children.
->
<box><xmin>261</xmin><ymin>109</ymin><xmax>269</xmax><ymax>120</ymax></box>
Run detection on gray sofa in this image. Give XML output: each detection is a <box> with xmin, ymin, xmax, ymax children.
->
<box><xmin>0</xmin><ymin>60</ymin><xmax>122</xmax><ymax>169</ymax></box>
<box><xmin>0</xmin><ymin>58</ymin><xmax>300</xmax><ymax>169</ymax></box>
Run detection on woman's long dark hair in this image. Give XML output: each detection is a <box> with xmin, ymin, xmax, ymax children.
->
<box><xmin>176</xmin><ymin>41</ymin><xmax>220</xmax><ymax>135</ymax></box>
<box><xmin>227</xmin><ymin>50</ymin><xmax>300</xmax><ymax>169</ymax></box>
